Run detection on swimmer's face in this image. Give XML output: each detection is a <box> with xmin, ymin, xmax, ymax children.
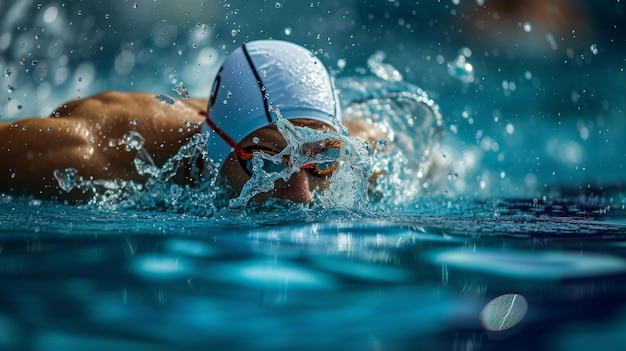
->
<box><xmin>219</xmin><ymin>119</ymin><xmax>336</xmax><ymax>203</ymax></box>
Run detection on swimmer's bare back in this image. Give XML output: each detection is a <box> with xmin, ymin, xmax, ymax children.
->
<box><xmin>0</xmin><ymin>92</ymin><xmax>207</xmax><ymax>199</ymax></box>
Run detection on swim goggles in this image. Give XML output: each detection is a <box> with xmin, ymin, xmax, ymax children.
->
<box><xmin>202</xmin><ymin>111</ymin><xmax>341</xmax><ymax>178</ymax></box>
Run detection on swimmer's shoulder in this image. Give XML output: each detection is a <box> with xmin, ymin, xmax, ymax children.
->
<box><xmin>343</xmin><ymin>118</ymin><xmax>389</xmax><ymax>152</ymax></box>
<box><xmin>52</xmin><ymin>91</ymin><xmax>207</xmax><ymax>117</ymax></box>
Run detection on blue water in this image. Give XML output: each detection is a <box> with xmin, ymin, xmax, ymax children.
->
<box><xmin>2</xmin><ymin>1</ymin><xmax>626</xmax><ymax>350</ymax></box>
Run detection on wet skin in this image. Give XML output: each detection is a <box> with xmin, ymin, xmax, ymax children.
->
<box><xmin>0</xmin><ymin>92</ymin><xmax>206</xmax><ymax>199</ymax></box>
<box><xmin>0</xmin><ymin>92</ymin><xmax>384</xmax><ymax>203</ymax></box>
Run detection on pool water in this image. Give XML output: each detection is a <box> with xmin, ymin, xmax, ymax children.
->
<box><xmin>2</xmin><ymin>1</ymin><xmax>626</xmax><ymax>350</ymax></box>
<box><xmin>1</xmin><ymin>197</ymin><xmax>626</xmax><ymax>351</ymax></box>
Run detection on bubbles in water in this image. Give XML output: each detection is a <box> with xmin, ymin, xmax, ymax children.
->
<box><xmin>275</xmin><ymin>2</ymin><xmax>283</xmax><ymax>8</ymax></box>
<box><xmin>590</xmin><ymin>44</ymin><xmax>598</xmax><ymax>55</ymax></box>
<box><xmin>154</xmin><ymin>94</ymin><xmax>175</xmax><ymax>105</ymax></box>
<box><xmin>252</xmin><ymin>136</ymin><xmax>260</xmax><ymax>144</ymax></box>
<box><xmin>129</xmin><ymin>119</ymin><xmax>138</xmax><ymax>126</ymax></box>
<box><xmin>284</xmin><ymin>27</ymin><xmax>292</xmax><ymax>36</ymax></box>
<box><xmin>7</xmin><ymin>85</ymin><xmax>15</xmax><ymax>93</ymax></box>
<box><xmin>522</xmin><ymin>21</ymin><xmax>532</xmax><ymax>33</ymax></box>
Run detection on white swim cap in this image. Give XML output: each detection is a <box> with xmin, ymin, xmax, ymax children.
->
<box><xmin>201</xmin><ymin>40</ymin><xmax>342</xmax><ymax>169</ymax></box>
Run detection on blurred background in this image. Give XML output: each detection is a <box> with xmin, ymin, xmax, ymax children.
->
<box><xmin>1</xmin><ymin>0</ymin><xmax>624</xmax><ymax>199</ymax></box>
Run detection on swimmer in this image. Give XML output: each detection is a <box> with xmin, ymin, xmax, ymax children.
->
<box><xmin>0</xmin><ymin>40</ymin><xmax>385</xmax><ymax>203</ymax></box>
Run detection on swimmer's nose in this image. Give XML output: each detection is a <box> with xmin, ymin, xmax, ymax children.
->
<box><xmin>276</xmin><ymin>170</ymin><xmax>312</xmax><ymax>203</ymax></box>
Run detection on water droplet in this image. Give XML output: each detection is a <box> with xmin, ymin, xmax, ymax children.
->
<box><xmin>506</xmin><ymin>123</ymin><xmax>514</xmax><ymax>134</ymax></box>
<box><xmin>178</xmin><ymin>49</ymin><xmax>183</xmax><ymax>56</ymax></box>
<box><xmin>230</xmin><ymin>29</ymin><xmax>237</xmax><ymax>37</ymax></box>
<box><xmin>154</xmin><ymin>94</ymin><xmax>175</xmax><ymax>105</ymax></box>
<box><xmin>31</xmin><ymin>60</ymin><xmax>38</xmax><ymax>66</ymax></box>
<box><xmin>226</xmin><ymin>91</ymin><xmax>233</xmax><ymax>99</ymax></box>
<box><xmin>284</xmin><ymin>27</ymin><xmax>292</xmax><ymax>36</ymax></box>
<box><xmin>337</xmin><ymin>59</ymin><xmax>346</xmax><ymax>69</ymax></box>
<box><xmin>590</xmin><ymin>44</ymin><xmax>598</xmax><ymax>55</ymax></box>
<box><xmin>53</xmin><ymin>168</ymin><xmax>80</xmax><ymax>192</ymax></box>
<box><xmin>78</xmin><ymin>76</ymin><xmax>83</xmax><ymax>82</ymax></box>
<box><xmin>133</xmin><ymin>3</ymin><xmax>138</xmax><ymax>8</ymax></box>
<box><xmin>260</xmin><ymin>69</ymin><xmax>268</xmax><ymax>77</ymax></box>
<box><xmin>252</xmin><ymin>136</ymin><xmax>260</xmax><ymax>144</ymax></box>
<box><xmin>77</xmin><ymin>10</ymin><xmax>83</xmax><ymax>16</ymax></box>
<box><xmin>37</xmin><ymin>3</ymin><xmax>42</xmax><ymax>10</ymax></box>
<box><xmin>447</xmin><ymin>55</ymin><xmax>474</xmax><ymax>83</ymax></box>
<box><xmin>184</xmin><ymin>120</ymin><xmax>192</xmax><ymax>127</ymax></box>
<box><xmin>121</xmin><ymin>130</ymin><xmax>145</xmax><ymax>151</ymax></box>
<box><xmin>130</xmin><ymin>119</ymin><xmax>138</xmax><ymax>126</ymax></box>
<box><xmin>21</xmin><ymin>124</ymin><xmax>27</xmax><ymax>131</ymax></box>
<box><xmin>19</xmin><ymin>58</ymin><xmax>26</xmax><ymax>65</ymax></box>
<box><xmin>275</xmin><ymin>2</ymin><xmax>283</xmax><ymax>8</ymax></box>
<box><xmin>546</xmin><ymin>32</ymin><xmax>557</xmax><ymax>50</ymax></box>
<box><xmin>34</xmin><ymin>34</ymin><xmax>40</xmax><ymax>40</ymax></box>
<box><xmin>3</xmin><ymin>69</ymin><xmax>11</xmax><ymax>77</ymax></box>
<box><xmin>524</xmin><ymin>70</ymin><xmax>532</xmax><ymax>80</ymax></box>
<box><xmin>172</xmin><ymin>81</ymin><xmax>190</xmax><ymax>99</ymax></box>
<box><xmin>522</xmin><ymin>21</ymin><xmax>532</xmax><ymax>32</ymax></box>
<box><xmin>17</xmin><ymin>104</ymin><xmax>23</xmax><ymax>110</ymax></box>
<box><xmin>7</xmin><ymin>85</ymin><xmax>15</xmax><ymax>93</ymax></box>
<box><xmin>105</xmin><ymin>13</ymin><xmax>110</xmax><ymax>20</ymax></box>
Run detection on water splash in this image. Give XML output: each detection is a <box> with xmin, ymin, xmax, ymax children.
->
<box><xmin>367</xmin><ymin>51</ymin><xmax>403</xmax><ymax>82</ymax></box>
<box><xmin>230</xmin><ymin>109</ymin><xmax>372</xmax><ymax>209</ymax></box>
<box><xmin>54</xmin><ymin>132</ymin><xmax>219</xmax><ymax>215</ymax></box>
<box><xmin>51</xmin><ymin>51</ymin><xmax>443</xmax><ymax>213</ymax></box>
<box><xmin>337</xmin><ymin>66</ymin><xmax>444</xmax><ymax>208</ymax></box>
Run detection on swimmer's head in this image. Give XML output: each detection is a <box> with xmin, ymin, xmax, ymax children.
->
<box><xmin>201</xmin><ymin>40</ymin><xmax>342</xmax><ymax>170</ymax></box>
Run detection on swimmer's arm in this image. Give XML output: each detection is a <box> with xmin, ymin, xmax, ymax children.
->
<box><xmin>0</xmin><ymin>117</ymin><xmax>105</xmax><ymax>198</ymax></box>
<box><xmin>0</xmin><ymin>92</ymin><xmax>207</xmax><ymax>199</ymax></box>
